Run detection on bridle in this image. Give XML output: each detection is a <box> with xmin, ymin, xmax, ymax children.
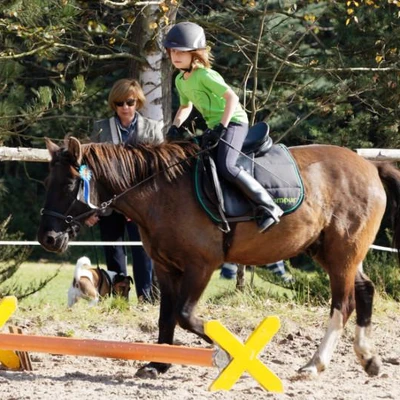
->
<box><xmin>40</xmin><ymin>191</ymin><xmax>101</xmax><ymax>234</ymax></box>
<box><xmin>39</xmin><ymin>164</ymin><xmax>111</xmax><ymax>233</ymax></box>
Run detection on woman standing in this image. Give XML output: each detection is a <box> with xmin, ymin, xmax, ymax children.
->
<box><xmin>91</xmin><ymin>78</ymin><xmax>163</xmax><ymax>302</ymax></box>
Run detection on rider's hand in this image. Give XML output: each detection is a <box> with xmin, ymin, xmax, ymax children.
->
<box><xmin>202</xmin><ymin>123</ymin><xmax>227</xmax><ymax>149</ymax></box>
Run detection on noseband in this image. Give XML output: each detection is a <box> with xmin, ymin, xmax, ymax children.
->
<box><xmin>40</xmin><ymin>199</ymin><xmax>96</xmax><ymax>232</ymax></box>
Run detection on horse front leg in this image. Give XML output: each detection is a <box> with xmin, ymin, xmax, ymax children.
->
<box><xmin>175</xmin><ymin>264</ymin><xmax>216</xmax><ymax>343</ymax></box>
<box><xmin>299</xmin><ymin>307</ymin><xmax>345</xmax><ymax>375</ymax></box>
<box><xmin>135</xmin><ymin>264</ymin><xmax>180</xmax><ymax>379</ymax></box>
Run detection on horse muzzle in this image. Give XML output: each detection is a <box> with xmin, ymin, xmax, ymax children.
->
<box><xmin>38</xmin><ymin>230</ymin><xmax>70</xmax><ymax>253</ymax></box>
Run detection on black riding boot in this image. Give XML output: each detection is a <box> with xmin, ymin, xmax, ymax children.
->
<box><xmin>235</xmin><ymin>170</ymin><xmax>283</xmax><ymax>233</ymax></box>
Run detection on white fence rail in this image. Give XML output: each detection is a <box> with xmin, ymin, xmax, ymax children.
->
<box><xmin>0</xmin><ymin>241</ymin><xmax>396</xmax><ymax>252</ymax></box>
<box><xmin>0</xmin><ymin>147</ymin><xmax>400</xmax><ymax>163</ymax></box>
<box><xmin>355</xmin><ymin>148</ymin><xmax>400</xmax><ymax>161</ymax></box>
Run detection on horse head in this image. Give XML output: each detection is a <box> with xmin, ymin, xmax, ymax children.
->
<box><xmin>38</xmin><ymin>136</ymin><xmax>96</xmax><ymax>253</ymax></box>
<box><xmin>38</xmin><ymin>137</ymin><xmax>198</xmax><ymax>254</ymax></box>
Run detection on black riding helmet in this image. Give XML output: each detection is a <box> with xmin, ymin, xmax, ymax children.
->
<box><xmin>163</xmin><ymin>22</ymin><xmax>206</xmax><ymax>51</ymax></box>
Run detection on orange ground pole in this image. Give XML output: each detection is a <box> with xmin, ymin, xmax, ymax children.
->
<box><xmin>0</xmin><ymin>333</ymin><xmax>215</xmax><ymax>367</ymax></box>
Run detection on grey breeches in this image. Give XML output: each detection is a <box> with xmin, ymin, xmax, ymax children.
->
<box><xmin>215</xmin><ymin>122</ymin><xmax>248</xmax><ymax>182</ymax></box>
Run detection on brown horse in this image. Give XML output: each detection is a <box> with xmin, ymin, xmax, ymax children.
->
<box><xmin>38</xmin><ymin>137</ymin><xmax>400</xmax><ymax>379</ymax></box>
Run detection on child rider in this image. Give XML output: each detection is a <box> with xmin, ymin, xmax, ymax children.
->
<box><xmin>164</xmin><ymin>22</ymin><xmax>283</xmax><ymax>233</ymax></box>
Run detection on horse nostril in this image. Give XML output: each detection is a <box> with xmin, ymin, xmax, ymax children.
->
<box><xmin>45</xmin><ymin>235</ymin><xmax>56</xmax><ymax>246</ymax></box>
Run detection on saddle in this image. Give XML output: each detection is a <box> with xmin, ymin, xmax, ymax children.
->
<box><xmin>193</xmin><ymin>122</ymin><xmax>304</xmax><ymax>232</ymax></box>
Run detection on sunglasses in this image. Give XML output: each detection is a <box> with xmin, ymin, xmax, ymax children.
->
<box><xmin>114</xmin><ymin>99</ymin><xmax>137</xmax><ymax>107</ymax></box>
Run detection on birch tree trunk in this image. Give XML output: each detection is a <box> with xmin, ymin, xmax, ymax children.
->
<box><xmin>128</xmin><ymin>3</ymin><xmax>177</xmax><ymax>135</ymax></box>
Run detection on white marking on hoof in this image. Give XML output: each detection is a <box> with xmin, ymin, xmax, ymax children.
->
<box><xmin>300</xmin><ymin>309</ymin><xmax>343</xmax><ymax>375</ymax></box>
<box><xmin>298</xmin><ymin>360</ymin><xmax>320</xmax><ymax>376</ymax></box>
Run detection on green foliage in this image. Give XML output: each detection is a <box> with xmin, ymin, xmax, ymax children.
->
<box><xmin>0</xmin><ymin>215</ymin><xmax>59</xmax><ymax>300</ymax></box>
<box><xmin>0</xmin><ymin>0</ymin><xmax>140</xmax><ymax>147</ymax></box>
<box><xmin>101</xmin><ymin>295</ymin><xmax>131</xmax><ymax>313</ymax></box>
<box><xmin>0</xmin><ymin>168</ymin><xmax>60</xmax><ymax>297</ymax></box>
<box><xmin>206</xmin><ymin>282</ymin><xmax>273</xmax><ymax>309</ymax></box>
<box><xmin>0</xmin><ymin>216</ymin><xmax>30</xmax><ymax>283</ymax></box>
<box><xmin>364</xmin><ymin>250</ymin><xmax>400</xmax><ymax>301</ymax></box>
<box><xmin>179</xmin><ymin>1</ymin><xmax>400</xmax><ymax>147</ymax></box>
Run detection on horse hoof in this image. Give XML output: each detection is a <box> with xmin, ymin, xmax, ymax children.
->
<box><xmin>135</xmin><ymin>366</ymin><xmax>159</xmax><ymax>379</ymax></box>
<box><xmin>364</xmin><ymin>356</ymin><xmax>381</xmax><ymax>376</ymax></box>
<box><xmin>298</xmin><ymin>365</ymin><xmax>319</xmax><ymax>376</ymax></box>
<box><xmin>135</xmin><ymin>362</ymin><xmax>171</xmax><ymax>379</ymax></box>
<box><xmin>298</xmin><ymin>357</ymin><xmax>324</xmax><ymax>376</ymax></box>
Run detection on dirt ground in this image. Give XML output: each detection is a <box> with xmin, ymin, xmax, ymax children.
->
<box><xmin>0</xmin><ymin>302</ymin><xmax>399</xmax><ymax>400</ymax></box>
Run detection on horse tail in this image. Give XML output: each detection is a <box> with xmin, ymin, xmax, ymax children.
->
<box><xmin>375</xmin><ymin>162</ymin><xmax>400</xmax><ymax>261</ymax></box>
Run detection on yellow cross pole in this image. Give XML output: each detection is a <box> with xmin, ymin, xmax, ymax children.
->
<box><xmin>205</xmin><ymin>316</ymin><xmax>283</xmax><ymax>393</ymax></box>
<box><xmin>0</xmin><ymin>296</ymin><xmax>21</xmax><ymax>369</ymax></box>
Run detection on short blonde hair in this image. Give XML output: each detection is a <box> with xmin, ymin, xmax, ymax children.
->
<box><xmin>191</xmin><ymin>48</ymin><xmax>213</xmax><ymax>69</ymax></box>
<box><xmin>108</xmin><ymin>79</ymin><xmax>146</xmax><ymax>112</ymax></box>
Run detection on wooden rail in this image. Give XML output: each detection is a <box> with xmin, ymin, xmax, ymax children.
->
<box><xmin>0</xmin><ymin>146</ymin><xmax>398</xmax><ymax>163</ymax></box>
<box><xmin>0</xmin><ymin>147</ymin><xmax>50</xmax><ymax>162</ymax></box>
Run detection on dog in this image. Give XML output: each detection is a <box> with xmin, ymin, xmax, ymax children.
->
<box><xmin>67</xmin><ymin>256</ymin><xmax>133</xmax><ymax>307</ymax></box>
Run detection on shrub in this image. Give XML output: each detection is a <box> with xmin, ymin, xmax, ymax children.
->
<box><xmin>0</xmin><ymin>215</ymin><xmax>59</xmax><ymax>299</ymax></box>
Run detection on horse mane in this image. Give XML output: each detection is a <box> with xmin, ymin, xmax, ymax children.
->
<box><xmin>79</xmin><ymin>141</ymin><xmax>200</xmax><ymax>193</ymax></box>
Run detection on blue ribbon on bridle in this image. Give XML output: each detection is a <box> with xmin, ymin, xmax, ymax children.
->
<box><xmin>78</xmin><ymin>165</ymin><xmax>98</xmax><ymax>209</ymax></box>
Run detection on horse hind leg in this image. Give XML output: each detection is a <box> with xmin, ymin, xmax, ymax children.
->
<box><xmin>299</xmin><ymin>260</ymin><xmax>358</xmax><ymax>375</ymax></box>
<box><xmin>236</xmin><ymin>264</ymin><xmax>246</xmax><ymax>291</ymax></box>
<box><xmin>353</xmin><ymin>265</ymin><xmax>381</xmax><ymax>376</ymax></box>
<box><xmin>299</xmin><ymin>261</ymin><xmax>381</xmax><ymax>376</ymax></box>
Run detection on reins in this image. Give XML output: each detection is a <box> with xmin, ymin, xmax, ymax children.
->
<box><xmin>94</xmin><ymin>143</ymin><xmax>212</xmax><ymax>210</ymax></box>
<box><xmin>40</xmin><ymin>143</ymin><xmax>212</xmax><ymax>227</ymax></box>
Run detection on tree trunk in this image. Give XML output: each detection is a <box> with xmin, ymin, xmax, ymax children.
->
<box><xmin>127</xmin><ymin>4</ymin><xmax>177</xmax><ymax>135</ymax></box>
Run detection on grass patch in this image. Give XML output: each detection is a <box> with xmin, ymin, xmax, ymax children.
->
<box><xmin>2</xmin><ymin>259</ymin><xmax>399</xmax><ymax>339</ymax></box>
<box><xmin>364</xmin><ymin>251</ymin><xmax>400</xmax><ymax>301</ymax></box>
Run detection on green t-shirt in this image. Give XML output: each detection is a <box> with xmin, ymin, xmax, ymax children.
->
<box><xmin>175</xmin><ymin>67</ymin><xmax>248</xmax><ymax>128</ymax></box>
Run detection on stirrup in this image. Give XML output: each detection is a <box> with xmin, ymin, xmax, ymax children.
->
<box><xmin>255</xmin><ymin>206</ymin><xmax>280</xmax><ymax>233</ymax></box>
<box><xmin>258</xmin><ymin>217</ymin><xmax>278</xmax><ymax>233</ymax></box>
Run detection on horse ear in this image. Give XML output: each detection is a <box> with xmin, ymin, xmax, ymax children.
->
<box><xmin>45</xmin><ymin>137</ymin><xmax>60</xmax><ymax>159</ymax></box>
<box><xmin>68</xmin><ymin>136</ymin><xmax>83</xmax><ymax>165</ymax></box>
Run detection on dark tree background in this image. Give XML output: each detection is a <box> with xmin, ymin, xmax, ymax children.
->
<box><xmin>0</xmin><ymin>0</ymin><xmax>399</xmax><ymax>260</ymax></box>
